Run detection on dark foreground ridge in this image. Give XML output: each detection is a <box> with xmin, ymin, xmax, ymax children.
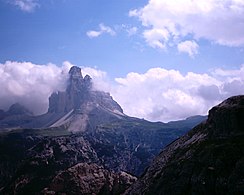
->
<box><xmin>125</xmin><ymin>95</ymin><xmax>244</xmax><ymax>195</ymax></box>
<box><xmin>0</xmin><ymin>66</ymin><xmax>207</xmax><ymax>194</ymax></box>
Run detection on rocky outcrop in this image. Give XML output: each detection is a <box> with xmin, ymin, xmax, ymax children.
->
<box><xmin>0</xmin><ymin>134</ymin><xmax>99</xmax><ymax>195</ymax></box>
<box><xmin>48</xmin><ymin>66</ymin><xmax>123</xmax><ymax>115</ymax></box>
<box><xmin>46</xmin><ymin>66</ymin><xmax>125</xmax><ymax>131</ymax></box>
<box><xmin>42</xmin><ymin>163</ymin><xmax>137</xmax><ymax>195</ymax></box>
<box><xmin>124</xmin><ymin>95</ymin><xmax>244</xmax><ymax>195</ymax></box>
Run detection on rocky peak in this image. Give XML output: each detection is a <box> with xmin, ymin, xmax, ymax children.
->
<box><xmin>48</xmin><ymin>66</ymin><xmax>123</xmax><ymax>120</ymax></box>
<box><xmin>7</xmin><ymin>103</ymin><xmax>33</xmax><ymax>116</ymax></box>
<box><xmin>207</xmin><ymin>95</ymin><xmax>244</xmax><ymax>137</ymax></box>
<box><xmin>67</xmin><ymin>66</ymin><xmax>92</xmax><ymax>94</ymax></box>
<box><xmin>84</xmin><ymin>74</ymin><xmax>92</xmax><ymax>90</ymax></box>
<box><xmin>69</xmin><ymin>66</ymin><xmax>83</xmax><ymax>79</ymax></box>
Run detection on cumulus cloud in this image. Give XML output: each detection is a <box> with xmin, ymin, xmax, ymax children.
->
<box><xmin>110</xmin><ymin>66</ymin><xmax>244</xmax><ymax>122</ymax></box>
<box><xmin>79</xmin><ymin>66</ymin><xmax>112</xmax><ymax>92</ymax></box>
<box><xmin>177</xmin><ymin>40</ymin><xmax>199</xmax><ymax>57</ymax></box>
<box><xmin>0</xmin><ymin>61</ymin><xmax>112</xmax><ymax>115</ymax></box>
<box><xmin>0</xmin><ymin>61</ymin><xmax>71</xmax><ymax>115</ymax></box>
<box><xmin>11</xmin><ymin>0</ymin><xmax>39</xmax><ymax>12</ymax></box>
<box><xmin>143</xmin><ymin>28</ymin><xmax>169</xmax><ymax>49</ymax></box>
<box><xmin>1</xmin><ymin>61</ymin><xmax>244</xmax><ymax>122</ymax></box>
<box><xmin>87</xmin><ymin>23</ymin><xmax>116</xmax><ymax>38</ymax></box>
<box><xmin>130</xmin><ymin>0</ymin><xmax>244</xmax><ymax>51</ymax></box>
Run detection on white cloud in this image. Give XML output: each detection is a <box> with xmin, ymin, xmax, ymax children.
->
<box><xmin>87</xmin><ymin>23</ymin><xmax>116</xmax><ymax>38</ymax></box>
<box><xmin>115</xmin><ymin>24</ymin><xmax>138</xmax><ymax>36</ymax></box>
<box><xmin>127</xmin><ymin>27</ymin><xmax>138</xmax><ymax>36</ymax></box>
<box><xmin>1</xmin><ymin>61</ymin><xmax>244</xmax><ymax>122</ymax></box>
<box><xmin>177</xmin><ymin>40</ymin><xmax>199</xmax><ymax>57</ymax></box>
<box><xmin>0</xmin><ymin>61</ymin><xmax>71</xmax><ymax>115</ymax></box>
<box><xmin>99</xmin><ymin>23</ymin><xmax>116</xmax><ymax>36</ymax></box>
<box><xmin>0</xmin><ymin>61</ymin><xmax>112</xmax><ymax>115</ymax></box>
<box><xmin>79</xmin><ymin>66</ymin><xmax>112</xmax><ymax>92</ymax></box>
<box><xmin>11</xmin><ymin>0</ymin><xmax>39</xmax><ymax>12</ymax></box>
<box><xmin>110</xmin><ymin>65</ymin><xmax>244</xmax><ymax>122</ymax></box>
<box><xmin>130</xmin><ymin>0</ymin><xmax>244</xmax><ymax>51</ymax></box>
<box><xmin>143</xmin><ymin>28</ymin><xmax>169</xmax><ymax>49</ymax></box>
<box><xmin>86</xmin><ymin>31</ymin><xmax>102</xmax><ymax>38</ymax></box>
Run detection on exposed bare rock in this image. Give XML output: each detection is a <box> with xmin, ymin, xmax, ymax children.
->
<box><xmin>42</xmin><ymin>163</ymin><xmax>137</xmax><ymax>195</ymax></box>
<box><xmin>125</xmin><ymin>95</ymin><xmax>244</xmax><ymax>195</ymax></box>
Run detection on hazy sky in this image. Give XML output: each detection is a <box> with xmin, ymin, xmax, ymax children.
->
<box><xmin>0</xmin><ymin>0</ymin><xmax>244</xmax><ymax>122</ymax></box>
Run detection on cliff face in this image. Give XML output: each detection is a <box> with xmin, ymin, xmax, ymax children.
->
<box><xmin>125</xmin><ymin>95</ymin><xmax>244</xmax><ymax>195</ymax></box>
<box><xmin>46</xmin><ymin>66</ymin><xmax>124</xmax><ymax>131</ymax></box>
<box><xmin>48</xmin><ymin>66</ymin><xmax>123</xmax><ymax>115</ymax></box>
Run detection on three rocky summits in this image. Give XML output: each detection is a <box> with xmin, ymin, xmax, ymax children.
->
<box><xmin>0</xmin><ymin>66</ymin><xmax>243</xmax><ymax>194</ymax></box>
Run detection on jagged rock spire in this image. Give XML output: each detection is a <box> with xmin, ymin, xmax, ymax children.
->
<box><xmin>67</xmin><ymin>66</ymin><xmax>92</xmax><ymax>94</ymax></box>
<box><xmin>69</xmin><ymin>66</ymin><xmax>83</xmax><ymax>79</ymax></box>
<box><xmin>48</xmin><ymin>65</ymin><xmax>124</xmax><ymax>131</ymax></box>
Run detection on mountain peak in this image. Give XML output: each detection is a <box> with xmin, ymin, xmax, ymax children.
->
<box><xmin>216</xmin><ymin>95</ymin><xmax>244</xmax><ymax>108</ymax></box>
<box><xmin>67</xmin><ymin>66</ymin><xmax>92</xmax><ymax>93</ymax></box>
<box><xmin>207</xmin><ymin>95</ymin><xmax>244</xmax><ymax>137</ymax></box>
<box><xmin>69</xmin><ymin>66</ymin><xmax>83</xmax><ymax>79</ymax></box>
<box><xmin>48</xmin><ymin>66</ymin><xmax>124</xmax><ymax>131</ymax></box>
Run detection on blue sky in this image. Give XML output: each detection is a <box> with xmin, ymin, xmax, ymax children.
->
<box><xmin>0</xmin><ymin>0</ymin><xmax>244</xmax><ymax>121</ymax></box>
<box><xmin>1</xmin><ymin>0</ymin><xmax>244</xmax><ymax>77</ymax></box>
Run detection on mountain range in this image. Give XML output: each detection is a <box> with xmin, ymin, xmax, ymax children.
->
<box><xmin>0</xmin><ymin>66</ymin><xmax>242</xmax><ymax>194</ymax></box>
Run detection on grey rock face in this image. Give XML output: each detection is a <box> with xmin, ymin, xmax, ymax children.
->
<box><xmin>125</xmin><ymin>95</ymin><xmax>244</xmax><ymax>195</ymax></box>
<box><xmin>47</xmin><ymin>66</ymin><xmax>124</xmax><ymax>131</ymax></box>
<box><xmin>48</xmin><ymin>66</ymin><xmax>122</xmax><ymax>115</ymax></box>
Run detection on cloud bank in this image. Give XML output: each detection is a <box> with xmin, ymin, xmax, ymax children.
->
<box><xmin>112</xmin><ymin>66</ymin><xmax>244</xmax><ymax>122</ymax></box>
<box><xmin>0</xmin><ymin>61</ymin><xmax>110</xmax><ymax>115</ymax></box>
<box><xmin>0</xmin><ymin>61</ymin><xmax>70</xmax><ymax>115</ymax></box>
<box><xmin>130</xmin><ymin>0</ymin><xmax>244</xmax><ymax>55</ymax></box>
<box><xmin>0</xmin><ymin>61</ymin><xmax>244</xmax><ymax>122</ymax></box>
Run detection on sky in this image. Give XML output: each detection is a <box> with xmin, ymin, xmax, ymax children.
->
<box><xmin>0</xmin><ymin>0</ymin><xmax>244</xmax><ymax>122</ymax></box>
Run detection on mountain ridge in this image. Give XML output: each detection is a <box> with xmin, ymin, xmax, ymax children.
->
<box><xmin>124</xmin><ymin>95</ymin><xmax>244</xmax><ymax>194</ymax></box>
